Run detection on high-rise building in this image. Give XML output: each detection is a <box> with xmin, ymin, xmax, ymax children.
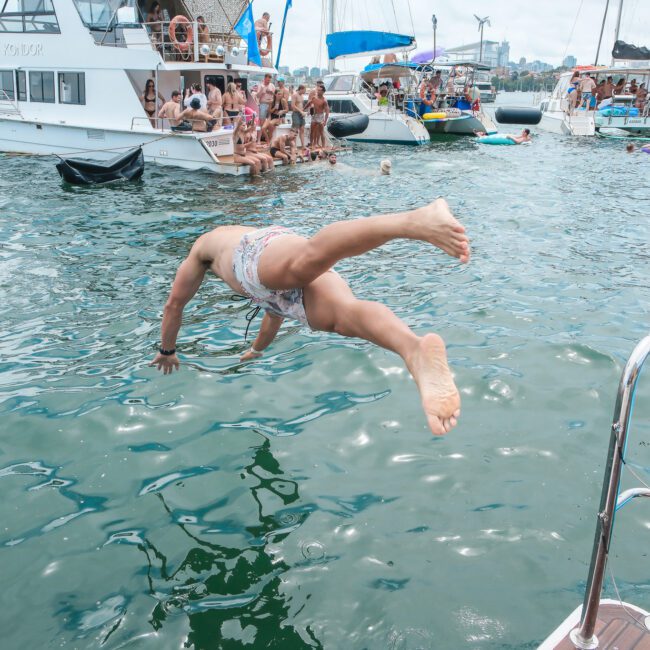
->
<box><xmin>310</xmin><ymin>66</ymin><xmax>320</xmax><ymax>78</ymax></box>
<box><xmin>563</xmin><ymin>55</ymin><xmax>577</xmax><ymax>68</ymax></box>
<box><xmin>497</xmin><ymin>41</ymin><xmax>510</xmax><ymax>68</ymax></box>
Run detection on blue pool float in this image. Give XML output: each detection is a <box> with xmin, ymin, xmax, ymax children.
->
<box><xmin>477</xmin><ymin>134</ymin><xmax>516</xmax><ymax>145</ymax></box>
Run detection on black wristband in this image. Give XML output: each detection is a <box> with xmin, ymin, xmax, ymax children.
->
<box><xmin>159</xmin><ymin>347</ymin><xmax>176</xmax><ymax>356</ymax></box>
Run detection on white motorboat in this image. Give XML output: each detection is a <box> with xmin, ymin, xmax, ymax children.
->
<box><xmin>322</xmin><ymin>69</ymin><xmax>429</xmax><ymax>146</ymax></box>
<box><xmin>0</xmin><ymin>0</ymin><xmax>289</xmax><ymax>175</ymax></box>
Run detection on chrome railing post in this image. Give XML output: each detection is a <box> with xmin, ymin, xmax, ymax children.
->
<box><xmin>570</xmin><ymin>335</ymin><xmax>650</xmax><ymax>649</ymax></box>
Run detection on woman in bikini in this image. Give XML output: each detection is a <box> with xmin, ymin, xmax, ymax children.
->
<box><xmin>244</xmin><ymin>116</ymin><xmax>274</xmax><ymax>171</ymax></box>
<box><xmin>140</xmin><ymin>79</ymin><xmax>165</xmax><ymax>127</ymax></box>
<box><xmin>233</xmin><ymin>116</ymin><xmax>262</xmax><ymax>176</ymax></box>
<box><xmin>223</xmin><ymin>82</ymin><xmax>245</xmax><ymax>126</ymax></box>
<box><xmin>261</xmin><ymin>89</ymin><xmax>287</xmax><ymax>144</ymax></box>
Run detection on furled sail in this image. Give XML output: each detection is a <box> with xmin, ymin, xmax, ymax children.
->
<box><xmin>326</xmin><ymin>30</ymin><xmax>415</xmax><ymax>60</ymax></box>
<box><xmin>180</xmin><ymin>0</ymin><xmax>249</xmax><ymax>33</ymax></box>
<box><xmin>612</xmin><ymin>40</ymin><xmax>650</xmax><ymax>61</ymax></box>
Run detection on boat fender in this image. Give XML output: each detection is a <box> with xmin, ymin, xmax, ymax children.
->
<box><xmin>327</xmin><ymin>114</ymin><xmax>370</xmax><ymax>138</ymax></box>
<box><xmin>477</xmin><ymin>134</ymin><xmax>516</xmax><ymax>145</ymax></box>
<box><xmin>495</xmin><ymin>107</ymin><xmax>542</xmax><ymax>125</ymax></box>
<box><xmin>169</xmin><ymin>15</ymin><xmax>193</xmax><ymax>53</ymax></box>
<box><xmin>422</xmin><ymin>112</ymin><xmax>447</xmax><ymax>120</ymax></box>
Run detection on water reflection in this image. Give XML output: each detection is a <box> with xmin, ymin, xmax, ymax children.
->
<box><xmin>134</xmin><ymin>438</ymin><xmax>321</xmax><ymax>649</ymax></box>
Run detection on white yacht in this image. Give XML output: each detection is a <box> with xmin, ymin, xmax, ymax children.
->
<box><xmin>322</xmin><ymin>68</ymin><xmax>429</xmax><ymax>146</ymax></box>
<box><xmin>540</xmin><ymin>66</ymin><xmax>649</xmax><ymax>136</ymax></box>
<box><xmin>0</xmin><ymin>0</ymin><xmax>284</xmax><ymax>175</ymax></box>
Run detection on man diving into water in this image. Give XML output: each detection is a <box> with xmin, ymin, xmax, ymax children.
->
<box><xmin>150</xmin><ymin>199</ymin><xmax>470</xmax><ymax>435</ymax></box>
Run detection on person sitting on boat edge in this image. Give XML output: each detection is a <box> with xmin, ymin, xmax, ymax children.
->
<box><xmin>233</xmin><ymin>116</ymin><xmax>262</xmax><ymax>176</ymax></box>
<box><xmin>150</xmin><ymin>199</ymin><xmax>470</xmax><ymax>435</ymax></box>
<box><xmin>269</xmin><ymin>130</ymin><xmax>297</xmax><ymax>165</ymax></box>
<box><xmin>178</xmin><ymin>97</ymin><xmax>216</xmax><ymax>132</ymax></box>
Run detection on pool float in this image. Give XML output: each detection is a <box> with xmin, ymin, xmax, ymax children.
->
<box><xmin>476</xmin><ymin>134</ymin><xmax>516</xmax><ymax>145</ymax></box>
<box><xmin>422</xmin><ymin>112</ymin><xmax>447</xmax><ymax>120</ymax></box>
<box><xmin>641</xmin><ymin>145</ymin><xmax>650</xmax><ymax>154</ymax></box>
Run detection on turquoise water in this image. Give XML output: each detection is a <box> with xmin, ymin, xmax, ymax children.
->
<box><xmin>1</xmin><ymin>124</ymin><xmax>649</xmax><ymax>649</ymax></box>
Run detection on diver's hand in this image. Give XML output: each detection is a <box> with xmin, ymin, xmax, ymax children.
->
<box><xmin>240</xmin><ymin>348</ymin><xmax>263</xmax><ymax>362</ymax></box>
<box><xmin>150</xmin><ymin>352</ymin><xmax>180</xmax><ymax>374</ymax></box>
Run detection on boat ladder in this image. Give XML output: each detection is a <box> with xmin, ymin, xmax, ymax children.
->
<box><xmin>570</xmin><ymin>335</ymin><xmax>650</xmax><ymax>649</ymax></box>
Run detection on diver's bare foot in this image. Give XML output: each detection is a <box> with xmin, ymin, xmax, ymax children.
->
<box><xmin>406</xmin><ymin>333</ymin><xmax>461</xmax><ymax>435</ymax></box>
<box><xmin>409</xmin><ymin>198</ymin><xmax>470</xmax><ymax>263</ymax></box>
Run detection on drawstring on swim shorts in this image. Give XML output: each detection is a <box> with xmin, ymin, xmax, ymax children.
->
<box><xmin>231</xmin><ymin>294</ymin><xmax>261</xmax><ymax>341</ymax></box>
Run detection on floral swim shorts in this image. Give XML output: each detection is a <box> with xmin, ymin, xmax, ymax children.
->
<box><xmin>232</xmin><ymin>226</ymin><xmax>310</xmax><ymax>327</ymax></box>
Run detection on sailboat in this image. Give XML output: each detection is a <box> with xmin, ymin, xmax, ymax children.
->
<box><xmin>321</xmin><ymin>1</ymin><xmax>429</xmax><ymax>145</ymax></box>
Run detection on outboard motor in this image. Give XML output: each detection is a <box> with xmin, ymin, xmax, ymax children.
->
<box><xmin>495</xmin><ymin>107</ymin><xmax>542</xmax><ymax>125</ymax></box>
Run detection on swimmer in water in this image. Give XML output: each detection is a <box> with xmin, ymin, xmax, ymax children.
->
<box><xmin>150</xmin><ymin>199</ymin><xmax>470</xmax><ymax>435</ymax></box>
<box><xmin>380</xmin><ymin>159</ymin><xmax>392</xmax><ymax>175</ymax></box>
<box><xmin>505</xmin><ymin>129</ymin><xmax>532</xmax><ymax>144</ymax></box>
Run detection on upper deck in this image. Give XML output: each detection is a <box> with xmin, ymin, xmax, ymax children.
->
<box><xmin>0</xmin><ymin>0</ymin><xmax>276</xmax><ymax>73</ymax></box>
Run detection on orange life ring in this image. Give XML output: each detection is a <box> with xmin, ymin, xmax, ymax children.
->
<box><xmin>169</xmin><ymin>15</ymin><xmax>193</xmax><ymax>53</ymax></box>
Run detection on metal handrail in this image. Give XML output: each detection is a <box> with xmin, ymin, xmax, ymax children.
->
<box><xmin>570</xmin><ymin>335</ymin><xmax>650</xmax><ymax>649</ymax></box>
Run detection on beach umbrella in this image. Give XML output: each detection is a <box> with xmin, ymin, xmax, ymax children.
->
<box><xmin>411</xmin><ymin>48</ymin><xmax>445</xmax><ymax>63</ymax></box>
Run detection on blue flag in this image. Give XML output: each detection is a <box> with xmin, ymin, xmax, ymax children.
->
<box><xmin>234</xmin><ymin>3</ymin><xmax>262</xmax><ymax>67</ymax></box>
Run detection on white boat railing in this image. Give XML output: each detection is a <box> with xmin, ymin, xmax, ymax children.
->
<box><xmin>0</xmin><ymin>90</ymin><xmax>22</xmax><ymax>118</ymax></box>
<box><xmin>570</xmin><ymin>335</ymin><xmax>650</xmax><ymax>649</ymax></box>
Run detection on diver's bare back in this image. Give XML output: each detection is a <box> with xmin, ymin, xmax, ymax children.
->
<box><xmin>196</xmin><ymin>226</ymin><xmax>252</xmax><ymax>292</ymax></box>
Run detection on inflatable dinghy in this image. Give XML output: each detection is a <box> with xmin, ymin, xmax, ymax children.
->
<box><xmin>327</xmin><ymin>114</ymin><xmax>370</xmax><ymax>139</ymax></box>
<box><xmin>56</xmin><ymin>147</ymin><xmax>145</xmax><ymax>185</ymax></box>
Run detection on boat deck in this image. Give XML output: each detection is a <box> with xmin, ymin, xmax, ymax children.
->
<box><xmin>543</xmin><ymin>601</ymin><xmax>650</xmax><ymax>649</ymax></box>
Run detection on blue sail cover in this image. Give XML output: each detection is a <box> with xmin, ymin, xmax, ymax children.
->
<box><xmin>327</xmin><ymin>31</ymin><xmax>415</xmax><ymax>60</ymax></box>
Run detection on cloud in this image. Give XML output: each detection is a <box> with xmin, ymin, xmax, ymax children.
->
<box><xmin>257</xmin><ymin>0</ymin><xmax>648</xmax><ymax>71</ymax></box>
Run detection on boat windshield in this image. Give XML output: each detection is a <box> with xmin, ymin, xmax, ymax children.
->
<box><xmin>323</xmin><ymin>75</ymin><xmax>356</xmax><ymax>92</ymax></box>
<box><xmin>73</xmin><ymin>0</ymin><xmax>121</xmax><ymax>29</ymax></box>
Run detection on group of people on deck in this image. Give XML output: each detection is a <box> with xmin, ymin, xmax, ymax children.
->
<box><xmin>143</xmin><ymin>74</ymin><xmax>338</xmax><ymax>175</ymax></box>
<box><xmin>567</xmin><ymin>71</ymin><xmax>649</xmax><ymax>113</ymax></box>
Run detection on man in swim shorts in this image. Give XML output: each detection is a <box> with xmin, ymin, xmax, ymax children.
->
<box><xmin>150</xmin><ymin>200</ymin><xmax>470</xmax><ymax>435</ymax></box>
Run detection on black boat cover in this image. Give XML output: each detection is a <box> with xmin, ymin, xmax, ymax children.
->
<box><xmin>612</xmin><ymin>40</ymin><xmax>650</xmax><ymax>61</ymax></box>
<box><xmin>56</xmin><ymin>147</ymin><xmax>145</xmax><ymax>185</ymax></box>
<box><xmin>327</xmin><ymin>114</ymin><xmax>370</xmax><ymax>139</ymax></box>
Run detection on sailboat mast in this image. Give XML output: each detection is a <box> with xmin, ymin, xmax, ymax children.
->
<box><xmin>611</xmin><ymin>0</ymin><xmax>623</xmax><ymax>64</ymax></box>
<box><xmin>328</xmin><ymin>0</ymin><xmax>336</xmax><ymax>72</ymax></box>
<box><xmin>595</xmin><ymin>0</ymin><xmax>610</xmax><ymax>65</ymax></box>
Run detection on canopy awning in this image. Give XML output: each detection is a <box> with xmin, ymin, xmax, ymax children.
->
<box><xmin>612</xmin><ymin>40</ymin><xmax>650</xmax><ymax>61</ymax></box>
<box><xmin>326</xmin><ymin>30</ymin><xmax>415</xmax><ymax>60</ymax></box>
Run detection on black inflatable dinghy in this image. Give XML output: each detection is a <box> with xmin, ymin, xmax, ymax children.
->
<box><xmin>494</xmin><ymin>107</ymin><xmax>542</xmax><ymax>125</ymax></box>
<box><xmin>56</xmin><ymin>147</ymin><xmax>144</xmax><ymax>185</ymax></box>
<box><xmin>327</xmin><ymin>113</ymin><xmax>370</xmax><ymax>139</ymax></box>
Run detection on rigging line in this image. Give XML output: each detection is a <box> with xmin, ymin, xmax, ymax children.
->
<box><xmin>623</xmin><ymin>461</ymin><xmax>650</xmax><ymax>492</ymax></box>
<box><xmin>562</xmin><ymin>0</ymin><xmax>585</xmax><ymax>61</ymax></box>
<box><xmin>407</xmin><ymin>0</ymin><xmax>415</xmax><ymax>38</ymax></box>
<box><xmin>390</xmin><ymin>0</ymin><xmax>399</xmax><ymax>33</ymax></box>
<box><xmin>607</xmin><ymin>562</ymin><xmax>650</xmax><ymax>635</ymax></box>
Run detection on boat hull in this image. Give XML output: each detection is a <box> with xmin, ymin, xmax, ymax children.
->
<box><xmin>328</xmin><ymin>111</ymin><xmax>429</xmax><ymax>145</ymax></box>
<box><xmin>0</xmin><ymin>118</ymin><xmax>250</xmax><ymax>175</ymax></box>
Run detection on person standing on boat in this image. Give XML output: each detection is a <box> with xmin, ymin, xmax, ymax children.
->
<box><xmin>309</xmin><ymin>85</ymin><xmax>330</xmax><ymax>150</ymax></box>
<box><xmin>603</xmin><ymin>76</ymin><xmax>614</xmax><ymax>99</ymax></box>
<box><xmin>635</xmin><ymin>83</ymin><xmax>648</xmax><ymax>110</ymax></box>
<box><xmin>254</xmin><ymin>73</ymin><xmax>275</xmax><ymax>125</ymax></box>
<box><xmin>223</xmin><ymin>82</ymin><xmax>246</xmax><ymax>125</ymax></box>
<box><xmin>206</xmin><ymin>79</ymin><xmax>223</xmax><ymax>124</ymax></box>
<box><xmin>255</xmin><ymin>12</ymin><xmax>271</xmax><ymax>48</ymax></box>
<box><xmin>141</xmin><ymin>79</ymin><xmax>165</xmax><ymax>127</ymax></box>
<box><xmin>183</xmin><ymin>83</ymin><xmax>208</xmax><ymax>111</ymax></box>
<box><xmin>146</xmin><ymin>2</ymin><xmax>164</xmax><ymax>48</ymax></box>
<box><xmin>291</xmin><ymin>84</ymin><xmax>307</xmax><ymax>147</ymax></box>
<box><xmin>150</xmin><ymin>199</ymin><xmax>470</xmax><ymax>436</ymax></box>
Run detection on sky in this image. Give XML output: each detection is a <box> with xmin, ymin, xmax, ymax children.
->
<box><xmin>255</xmin><ymin>0</ymin><xmax>648</xmax><ymax>72</ymax></box>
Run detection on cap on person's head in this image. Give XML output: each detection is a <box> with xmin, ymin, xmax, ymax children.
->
<box><xmin>190</xmin><ymin>97</ymin><xmax>201</xmax><ymax>109</ymax></box>
<box><xmin>277</xmin><ymin>76</ymin><xmax>285</xmax><ymax>83</ymax></box>
<box><xmin>380</xmin><ymin>159</ymin><xmax>392</xmax><ymax>174</ymax></box>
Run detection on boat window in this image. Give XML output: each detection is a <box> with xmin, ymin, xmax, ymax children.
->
<box><xmin>0</xmin><ymin>0</ymin><xmax>60</xmax><ymax>32</ymax></box>
<box><xmin>72</xmin><ymin>0</ymin><xmax>120</xmax><ymax>30</ymax></box>
<box><xmin>59</xmin><ymin>72</ymin><xmax>86</xmax><ymax>105</ymax></box>
<box><xmin>0</xmin><ymin>70</ymin><xmax>14</xmax><ymax>100</ymax></box>
<box><xmin>29</xmin><ymin>70</ymin><xmax>55</xmax><ymax>103</ymax></box>
<box><xmin>328</xmin><ymin>99</ymin><xmax>359</xmax><ymax>114</ymax></box>
<box><xmin>323</xmin><ymin>75</ymin><xmax>355</xmax><ymax>92</ymax></box>
<box><xmin>15</xmin><ymin>70</ymin><xmax>26</xmax><ymax>100</ymax></box>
